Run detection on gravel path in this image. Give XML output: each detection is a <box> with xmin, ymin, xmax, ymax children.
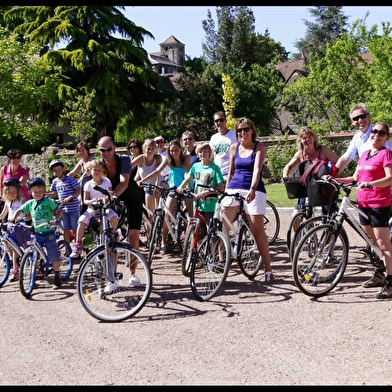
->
<box><xmin>1</xmin><ymin>209</ymin><xmax>391</xmax><ymax>386</ymax></box>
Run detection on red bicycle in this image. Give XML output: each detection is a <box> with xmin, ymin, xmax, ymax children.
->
<box><xmin>181</xmin><ymin>191</ymin><xmax>210</xmax><ymax>277</ymax></box>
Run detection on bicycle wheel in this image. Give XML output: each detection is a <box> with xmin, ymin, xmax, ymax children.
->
<box><xmin>19</xmin><ymin>248</ymin><xmax>37</xmax><ymax>298</ymax></box>
<box><xmin>174</xmin><ymin>210</ymin><xmax>188</xmax><ymax>252</ymax></box>
<box><xmin>237</xmin><ymin>220</ymin><xmax>264</xmax><ymax>279</ymax></box>
<box><xmin>181</xmin><ymin>222</ymin><xmax>197</xmax><ymax>277</ymax></box>
<box><xmin>147</xmin><ymin>214</ymin><xmax>162</xmax><ymax>267</ymax></box>
<box><xmin>77</xmin><ymin>242</ymin><xmax>152</xmax><ymax>322</ymax></box>
<box><xmin>292</xmin><ymin>224</ymin><xmax>349</xmax><ymax>297</ymax></box>
<box><xmin>190</xmin><ymin>230</ymin><xmax>231</xmax><ymax>301</ymax></box>
<box><xmin>264</xmin><ymin>200</ymin><xmax>280</xmax><ymax>245</ymax></box>
<box><xmin>57</xmin><ymin>239</ymin><xmax>73</xmax><ymax>280</ymax></box>
<box><xmin>0</xmin><ymin>245</ymin><xmax>11</xmax><ymax>287</ymax></box>
<box><xmin>290</xmin><ymin>215</ymin><xmax>328</xmax><ymax>260</ymax></box>
<box><xmin>286</xmin><ymin>211</ymin><xmax>308</xmax><ymax>256</ymax></box>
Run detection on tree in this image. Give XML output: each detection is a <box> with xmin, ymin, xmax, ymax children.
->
<box><xmin>202</xmin><ymin>6</ymin><xmax>287</xmax><ymax>69</ymax></box>
<box><xmin>0</xmin><ymin>25</ymin><xmax>61</xmax><ymax>152</ymax></box>
<box><xmin>58</xmin><ymin>90</ymin><xmax>96</xmax><ymax>143</ymax></box>
<box><xmin>4</xmin><ymin>6</ymin><xmax>167</xmax><ymax>141</ymax></box>
<box><xmin>294</xmin><ymin>6</ymin><xmax>349</xmax><ymax>60</ymax></box>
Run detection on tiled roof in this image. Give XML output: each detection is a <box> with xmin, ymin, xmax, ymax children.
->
<box><xmin>159</xmin><ymin>35</ymin><xmax>185</xmax><ymax>46</ymax></box>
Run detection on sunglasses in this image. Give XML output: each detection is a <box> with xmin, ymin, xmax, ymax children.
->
<box><xmin>183</xmin><ymin>138</ymin><xmax>193</xmax><ymax>141</ymax></box>
<box><xmin>214</xmin><ymin>118</ymin><xmax>225</xmax><ymax>123</ymax></box>
<box><xmin>11</xmin><ymin>156</ymin><xmax>21</xmax><ymax>159</ymax></box>
<box><xmin>237</xmin><ymin>127</ymin><xmax>252</xmax><ymax>133</ymax></box>
<box><xmin>371</xmin><ymin>129</ymin><xmax>387</xmax><ymax>137</ymax></box>
<box><xmin>156</xmin><ymin>140</ymin><xmax>164</xmax><ymax>144</ymax></box>
<box><xmin>99</xmin><ymin>146</ymin><xmax>114</xmax><ymax>152</ymax></box>
<box><xmin>128</xmin><ymin>145</ymin><xmax>138</xmax><ymax>149</ymax></box>
<box><xmin>352</xmin><ymin>113</ymin><xmax>368</xmax><ymax>122</ymax></box>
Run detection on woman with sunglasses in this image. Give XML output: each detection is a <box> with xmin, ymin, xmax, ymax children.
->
<box><xmin>337</xmin><ymin>121</ymin><xmax>392</xmax><ymax>299</ymax></box>
<box><xmin>220</xmin><ymin>117</ymin><xmax>275</xmax><ymax>283</ymax></box>
<box><xmin>0</xmin><ymin>149</ymin><xmax>30</xmax><ymax>200</ymax></box>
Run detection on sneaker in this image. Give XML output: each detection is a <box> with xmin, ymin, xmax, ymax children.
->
<box><xmin>362</xmin><ymin>271</ymin><xmax>386</xmax><ymax>288</ymax></box>
<box><xmin>265</xmin><ymin>271</ymin><xmax>275</xmax><ymax>283</ymax></box>
<box><xmin>70</xmin><ymin>243</ymin><xmax>82</xmax><ymax>258</ymax></box>
<box><xmin>160</xmin><ymin>245</ymin><xmax>168</xmax><ymax>254</ymax></box>
<box><xmin>9</xmin><ymin>268</ymin><xmax>19</xmax><ymax>282</ymax></box>
<box><xmin>103</xmin><ymin>280</ymin><xmax>118</xmax><ymax>294</ymax></box>
<box><xmin>377</xmin><ymin>280</ymin><xmax>392</xmax><ymax>299</ymax></box>
<box><xmin>129</xmin><ymin>275</ymin><xmax>144</xmax><ymax>287</ymax></box>
<box><xmin>53</xmin><ymin>274</ymin><xmax>62</xmax><ymax>289</ymax></box>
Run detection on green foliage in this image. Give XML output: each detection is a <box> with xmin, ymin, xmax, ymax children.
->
<box><xmin>266</xmin><ymin>134</ymin><xmax>297</xmax><ymax>182</ymax></box>
<box><xmin>58</xmin><ymin>91</ymin><xmax>96</xmax><ymax>143</ymax></box>
<box><xmin>4</xmin><ymin>5</ymin><xmax>166</xmax><ymax>140</ymax></box>
<box><xmin>0</xmin><ymin>25</ymin><xmax>61</xmax><ymax>151</ymax></box>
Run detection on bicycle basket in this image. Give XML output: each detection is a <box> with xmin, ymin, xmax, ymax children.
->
<box><xmin>284</xmin><ymin>179</ymin><xmax>307</xmax><ymax>199</ymax></box>
<box><xmin>307</xmin><ymin>179</ymin><xmax>337</xmax><ymax>207</ymax></box>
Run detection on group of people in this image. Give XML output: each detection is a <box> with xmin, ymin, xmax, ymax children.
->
<box><xmin>284</xmin><ymin>103</ymin><xmax>392</xmax><ymax>299</ymax></box>
<box><xmin>2</xmin><ymin>104</ymin><xmax>391</xmax><ymax>296</ymax></box>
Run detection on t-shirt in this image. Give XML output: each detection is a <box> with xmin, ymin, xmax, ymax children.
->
<box><xmin>356</xmin><ymin>147</ymin><xmax>392</xmax><ymax>208</ymax></box>
<box><xmin>209</xmin><ymin>130</ymin><xmax>237</xmax><ymax>177</ymax></box>
<box><xmin>50</xmin><ymin>175</ymin><xmax>80</xmax><ymax>214</ymax></box>
<box><xmin>21</xmin><ymin>197</ymin><xmax>59</xmax><ymax>233</ymax></box>
<box><xmin>189</xmin><ymin>161</ymin><xmax>224</xmax><ymax>212</ymax></box>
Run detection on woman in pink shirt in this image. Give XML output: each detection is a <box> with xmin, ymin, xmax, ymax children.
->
<box><xmin>339</xmin><ymin>121</ymin><xmax>392</xmax><ymax>299</ymax></box>
<box><xmin>0</xmin><ymin>149</ymin><xmax>30</xmax><ymax>200</ymax></box>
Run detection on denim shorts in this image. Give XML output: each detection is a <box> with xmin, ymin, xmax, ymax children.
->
<box><xmin>61</xmin><ymin>211</ymin><xmax>79</xmax><ymax>232</ymax></box>
<box><xmin>36</xmin><ymin>231</ymin><xmax>61</xmax><ymax>261</ymax></box>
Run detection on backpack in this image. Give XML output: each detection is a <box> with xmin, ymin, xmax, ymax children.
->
<box><xmin>283</xmin><ymin>160</ymin><xmax>313</xmax><ymax>199</ymax></box>
<box><xmin>300</xmin><ymin>159</ymin><xmax>329</xmax><ymax>186</ymax></box>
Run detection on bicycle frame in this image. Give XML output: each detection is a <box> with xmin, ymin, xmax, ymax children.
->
<box><xmin>335</xmin><ymin>194</ymin><xmax>382</xmax><ymax>260</ymax></box>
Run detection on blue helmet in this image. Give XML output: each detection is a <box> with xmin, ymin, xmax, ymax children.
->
<box><xmin>27</xmin><ymin>177</ymin><xmax>46</xmax><ymax>190</ymax></box>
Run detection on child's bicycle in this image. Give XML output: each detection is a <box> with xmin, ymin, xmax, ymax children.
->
<box><xmin>18</xmin><ymin>221</ymin><xmax>73</xmax><ymax>298</ymax></box>
<box><xmin>180</xmin><ymin>189</ymin><xmax>209</xmax><ymax>277</ymax></box>
<box><xmin>0</xmin><ymin>221</ymin><xmax>27</xmax><ymax>287</ymax></box>
<box><xmin>76</xmin><ymin>185</ymin><xmax>152</xmax><ymax>322</ymax></box>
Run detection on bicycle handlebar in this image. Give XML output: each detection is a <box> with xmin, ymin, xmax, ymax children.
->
<box><xmin>198</xmin><ymin>184</ymin><xmax>245</xmax><ymax>201</ymax></box>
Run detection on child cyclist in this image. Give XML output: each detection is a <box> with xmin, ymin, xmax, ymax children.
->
<box><xmin>0</xmin><ymin>178</ymin><xmax>31</xmax><ymax>281</ymax></box>
<box><xmin>177</xmin><ymin>143</ymin><xmax>225</xmax><ymax>237</ymax></box>
<box><xmin>9</xmin><ymin>177</ymin><xmax>63</xmax><ymax>289</ymax></box>
<box><xmin>70</xmin><ymin>159</ymin><xmax>118</xmax><ymax>259</ymax></box>
<box><xmin>46</xmin><ymin>159</ymin><xmax>80</xmax><ymax>244</ymax></box>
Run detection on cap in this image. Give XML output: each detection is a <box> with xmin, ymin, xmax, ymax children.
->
<box><xmin>154</xmin><ymin>136</ymin><xmax>164</xmax><ymax>142</ymax></box>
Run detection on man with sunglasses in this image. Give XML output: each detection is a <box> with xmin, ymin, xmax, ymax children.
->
<box><xmin>209</xmin><ymin>111</ymin><xmax>237</xmax><ymax>182</ymax></box>
<box><xmin>336</xmin><ymin>103</ymin><xmax>392</xmax><ymax>174</ymax></box>
<box><xmin>97</xmin><ymin>136</ymin><xmax>144</xmax><ymax>286</ymax></box>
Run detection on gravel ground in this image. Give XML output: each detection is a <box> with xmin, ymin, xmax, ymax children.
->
<box><xmin>1</xmin><ymin>209</ymin><xmax>392</xmax><ymax>386</ymax></box>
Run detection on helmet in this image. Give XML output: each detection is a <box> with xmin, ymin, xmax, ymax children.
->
<box><xmin>49</xmin><ymin>159</ymin><xmax>65</xmax><ymax>170</ymax></box>
<box><xmin>27</xmin><ymin>177</ymin><xmax>46</xmax><ymax>190</ymax></box>
<box><xmin>4</xmin><ymin>178</ymin><xmax>21</xmax><ymax>188</ymax></box>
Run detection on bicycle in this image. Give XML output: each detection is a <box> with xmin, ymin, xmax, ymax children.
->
<box><xmin>18</xmin><ymin>221</ymin><xmax>73</xmax><ymax>298</ymax></box>
<box><xmin>292</xmin><ymin>178</ymin><xmax>386</xmax><ymax>297</ymax></box>
<box><xmin>0</xmin><ymin>221</ymin><xmax>27</xmax><ymax>287</ymax></box>
<box><xmin>76</xmin><ymin>185</ymin><xmax>152</xmax><ymax>322</ymax></box>
<box><xmin>264</xmin><ymin>199</ymin><xmax>280</xmax><ymax>245</ymax></box>
<box><xmin>190</xmin><ymin>185</ymin><xmax>264</xmax><ymax>301</ymax></box>
<box><xmin>143</xmin><ymin>183</ymin><xmax>189</xmax><ymax>267</ymax></box>
<box><xmin>180</xmin><ymin>190</ymin><xmax>210</xmax><ymax>277</ymax></box>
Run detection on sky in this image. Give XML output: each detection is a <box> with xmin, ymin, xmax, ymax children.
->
<box><xmin>123</xmin><ymin>6</ymin><xmax>392</xmax><ymax>57</ymax></box>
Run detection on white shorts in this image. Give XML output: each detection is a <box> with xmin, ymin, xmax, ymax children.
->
<box><xmin>220</xmin><ymin>188</ymin><xmax>266</xmax><ymax>215</ymax></box>
<box><xmin>78</xmin><ymin>207</ymin><xmax>118</xmax><ymax>225</ymax></box>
